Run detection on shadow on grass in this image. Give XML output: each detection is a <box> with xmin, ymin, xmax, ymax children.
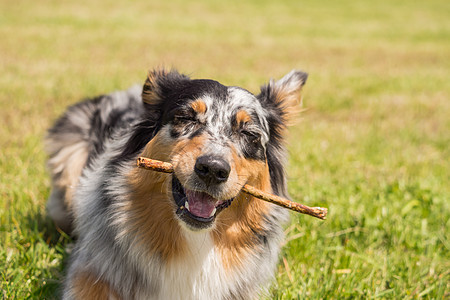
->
<box><xmin>24</xmin><ymin>208</ymin><xmax>73</xmax><ymax>299</ymax></box>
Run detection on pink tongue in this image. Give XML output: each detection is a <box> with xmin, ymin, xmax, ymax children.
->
<box><xmin>186</xmin><ymin>190</ymin><xmax>217</xmax><ymax>218</ymax></box>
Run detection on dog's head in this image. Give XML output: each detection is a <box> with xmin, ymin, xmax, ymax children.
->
<box><xmin>126</xmin><ymin>69</ymin><xmax>307</xmax><ymax>231</ymax></box>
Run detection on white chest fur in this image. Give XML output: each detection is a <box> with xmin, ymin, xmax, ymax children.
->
<box><xmin>144</xmin><ymin>231</ymin><xmax>233</xmax><ymax>300</ymax></box>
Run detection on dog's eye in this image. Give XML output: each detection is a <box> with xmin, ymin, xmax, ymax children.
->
<box><xmin>174</xmin><ymin>115</ymin><xmax>196</xmax><ymax>122</ymax></box>
<box><xmin>173</xmin><ymin>111</ymin><xmax>197</xmax><ymax>124</ymax></box>
<box><xmin>241</xmin><ymin>130</ymin><xmax>261</xmax><ymax>144</ymax></box>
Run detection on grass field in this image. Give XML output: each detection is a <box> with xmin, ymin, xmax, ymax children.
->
<box><xmin>1</xmin><ymin>0</ymin><xmax>449</xmax><ymax>298</ymax></box>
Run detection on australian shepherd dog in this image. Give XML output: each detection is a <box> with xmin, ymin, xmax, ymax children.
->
<box><xmin>45</xmin><ymin>68</ymin><xmax>308</xmax><ymax>299</ymax></box>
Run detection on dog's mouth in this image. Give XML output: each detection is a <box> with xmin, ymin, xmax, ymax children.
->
<box><xmin>172</xmin><ymin>176</ymin><xmax>235</xmax><ymax>230</ymax></box>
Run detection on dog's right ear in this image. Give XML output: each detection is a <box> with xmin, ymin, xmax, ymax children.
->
<box><xmin>114</xmin><ymin>69</ymin><xmax>190</xmax><ymax>162</ymax></box>
<box><xmin>142</xmin><ymin>68</ymin><xmax>190</xmax><ymax>105</ymax></box>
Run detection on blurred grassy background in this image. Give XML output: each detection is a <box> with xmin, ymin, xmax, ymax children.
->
<box><xmin>1</xmin><ymin>0</ymin><xmax>449</xmax><ymax>298</ymax></box>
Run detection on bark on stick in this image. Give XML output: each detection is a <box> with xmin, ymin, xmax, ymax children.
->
<box><xmin>137</xmin><ymin>157</ymin><xmax>328</xmax><ymax>220</ymax></box>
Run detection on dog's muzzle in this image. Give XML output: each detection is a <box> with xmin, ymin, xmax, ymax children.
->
<box><xmin>172</xmin><ymin>155</ymin><xmax>235</xmax><ymax>230</ymax></box>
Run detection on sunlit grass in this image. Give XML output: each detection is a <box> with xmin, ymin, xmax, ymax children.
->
<box><xmin>1</xmin><ymin>0</ymin><xmax>449</xmax><ymax>298</ymax></box>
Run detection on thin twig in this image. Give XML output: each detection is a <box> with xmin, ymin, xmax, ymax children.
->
<box><xmin>136</xmin><ymin>157</ymin><xmax>328</xmax><ymax>220</ymax></box>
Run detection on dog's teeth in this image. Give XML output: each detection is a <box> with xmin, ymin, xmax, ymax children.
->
<box><xmin>209</xmin><ymin>208</ymin><xmax>216</xmax><ymax>217</ymax></box>
<box><xmin>185</xmin><ymin>201</ymin><xmax>190</xmax><ymax>211</ymax></box>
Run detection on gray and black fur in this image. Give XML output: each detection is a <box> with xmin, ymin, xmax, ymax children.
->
<box><xmin>45</xmin><ymin>85</ymin><xmax>144</xmax><ymax>233</ymax></box>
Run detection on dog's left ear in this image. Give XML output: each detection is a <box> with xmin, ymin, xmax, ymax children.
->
<box><xmin>257</xmin><ymin>70</ymin><xmax>308</xmax><ymax>197</ymax></box>
<box><xmin>257</xmin><ymin>70</ymin><xmax>308</xmax><ymax>127</ymax></box>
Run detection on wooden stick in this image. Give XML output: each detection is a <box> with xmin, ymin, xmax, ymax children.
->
<box><xmin>241</xmin><ymin>184</ymin><xmax>327</xmax><ymax>220</ymax></box>
<box><xmin>137</xmin><ymin>157</ymin><xmax>174</xmax><ymax>173</ymax></box>
<box><xmin>137</xmin><ymin>157</ymin><xmax>328</xmax><ymax>220</ymax></box>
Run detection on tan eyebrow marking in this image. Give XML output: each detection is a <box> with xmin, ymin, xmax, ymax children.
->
<box><xmin>236</xmin><ymin>110</ymin><xmax>252</xmax><ymax>124</ymax></box>
<box><xmin>190</xmin><ymin>99</ymin><xmax>207</xmax><ymax>114</ymax></box>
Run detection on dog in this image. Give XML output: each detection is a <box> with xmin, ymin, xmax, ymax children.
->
<box><xmin>45</xmin><ymin>68</ymin><xmax>308</xmax><ymax>299</ymax></box>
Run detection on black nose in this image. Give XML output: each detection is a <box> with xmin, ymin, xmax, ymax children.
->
<box><xmin>194</xmin><ymin>155</ymin><xmax>231</xmax><ymax>185</ymax></box>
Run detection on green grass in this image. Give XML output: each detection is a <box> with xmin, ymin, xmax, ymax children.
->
<box><xmin>1</xmin><ymin>0</ymin><xmax>449</xmax><ymax>298</ymax></box>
